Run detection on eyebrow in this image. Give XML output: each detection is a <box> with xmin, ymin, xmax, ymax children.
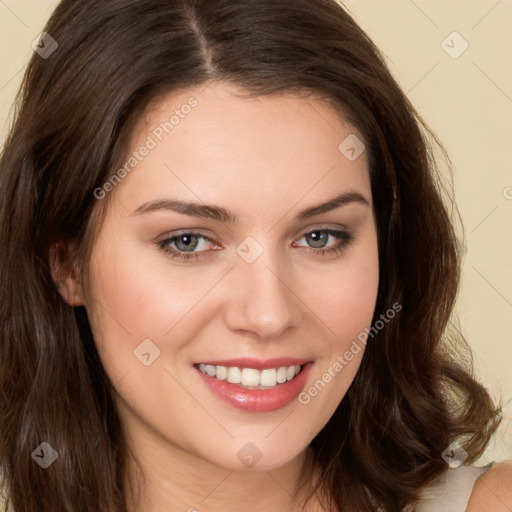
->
<box><xmin>130</xmin><ymin>190</ymin><xmax>370</xmax><ymax>223</ymax></box>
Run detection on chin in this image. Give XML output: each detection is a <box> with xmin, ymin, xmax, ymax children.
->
<box><xmin>200</xmin><ymin>439</ymin><xmax>307</xmax><ymax>472</ymax></box>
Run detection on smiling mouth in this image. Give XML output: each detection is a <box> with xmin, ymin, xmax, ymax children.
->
<box><xmin>194</xmin><ymin>363</ymin><xmax>308</xmax><ymax>390</ymax></box>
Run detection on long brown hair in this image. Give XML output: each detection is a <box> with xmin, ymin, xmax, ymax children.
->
<box><xmin>0</xmin><ymin>1</ymin><xmax>502</xmax><ymax>510</ymax></box>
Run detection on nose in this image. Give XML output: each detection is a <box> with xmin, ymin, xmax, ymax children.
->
<box><xmin>223</xmin><ymin>249</ymin><xmax>303</xmax><ymax>341</ymax></box>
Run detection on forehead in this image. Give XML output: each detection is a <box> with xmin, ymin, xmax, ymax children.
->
<box><xmin>110</xmin><ymin>82</ymin><xmax>371</xmax><ymax>219</ymax></box>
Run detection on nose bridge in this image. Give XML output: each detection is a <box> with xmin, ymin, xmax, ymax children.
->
<box><xmin>225</xmin><ymin>238</ymin><xmax>302</xmax><ymax>339</ymax></box>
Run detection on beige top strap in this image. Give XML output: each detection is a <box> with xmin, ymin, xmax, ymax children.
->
<box><xmin>415</xmin><ymin>462</ymin><xmax>494</xmax><ymax>512</ymax></box>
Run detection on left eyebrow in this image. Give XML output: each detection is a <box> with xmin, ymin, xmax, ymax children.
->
<box><xmin>295</xmin><ymin>190</ymin><xmax>370</xmax><ymax>220</ymax></box>
<box><xmin>129</xmin><ymin>190</ymin><xmax>370</xmax><ymax>223</ymax></box>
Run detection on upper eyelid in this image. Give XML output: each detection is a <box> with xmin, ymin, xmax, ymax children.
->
<box><xmin>163</xmin><ymin>224</ymin><xmax>349</xmax><ymax>241</ymax></box>
<box><xmin>162</xmin><ymin>226</ymin><xmax>349</xmax><ymax>249</ymax></box>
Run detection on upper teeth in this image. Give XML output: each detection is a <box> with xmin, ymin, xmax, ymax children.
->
<box><xmin>198</xmin><ymin>364</ymin><xmax>301</xmax><ymax>388</ymax></box>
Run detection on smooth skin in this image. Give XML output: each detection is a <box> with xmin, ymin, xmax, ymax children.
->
<box><xmin>52</xmin><ymin>82</ymin><xmax>511</xmax><ymax>511</ymax></box>
<box><xmin>55</xmin><ymin>82</ymin><xmax>378</xmax><ymax>511</ymax></box>
<box><xmin>466</xmin><ymin>461</ymin><xmax>512</xmax><ymax>511</ymax></box>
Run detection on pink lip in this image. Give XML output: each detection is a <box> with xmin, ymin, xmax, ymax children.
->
<box><xmin>194</xmin><ymin>357</ymin><xmax>312</xmax><ymax>370</ymax></box>
<box><xmin>193</xmin><ymin>361</ymin><xmax>314</xmax><ymax>412</ymax></box>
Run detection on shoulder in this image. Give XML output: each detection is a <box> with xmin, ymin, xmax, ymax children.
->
<box><xmin>414</xmin><ymin>462</ymin><xmax>504</xmax><ymax>512</ymax></box>
<box><xmin>466</xmin><ymin>460</ymin><xmax>512</xmax><ymax>511</ymax></box>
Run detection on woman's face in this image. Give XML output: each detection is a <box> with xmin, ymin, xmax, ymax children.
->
<box><xmin>80</xmin><ymin>82</ymin><xmax>379</xmax><ymax>471</ymax></box>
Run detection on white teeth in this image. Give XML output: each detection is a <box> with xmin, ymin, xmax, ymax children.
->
<box><xmin>197</xmin><ymin>364</ymin><xmax>303</xmax><ymax>388</ymax></box>
<box><xmin>215</xmin><ymin>365</ymin><xmax>227</xmax><ymax>380</ymax></box>
<box><xmin>227</xmin><ymin>366</ymin><xmax>241</xmax><ymax>383</ymax></box>
<box><xmin>276</xmin><ymin>366</ymin><xmax>287</xmax><ymax>383</ymax></box>
<box><xmin>241</xmin><ymin>368</ymin><xmax>260</xmax><ymax>386</ymax></box>
<box><xmin>260</xmin><ymin>369</ymin><xmax>277</xmax><ymax>387</ymax></box>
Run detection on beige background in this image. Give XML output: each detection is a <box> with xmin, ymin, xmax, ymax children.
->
<box><xmin>1</xmin><ymin>1</ymin><xmax>511</xmax><ymax>463</ymax></box>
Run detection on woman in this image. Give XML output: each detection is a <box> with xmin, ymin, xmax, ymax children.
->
<box><xmin>0</xmin><ymin>0</ymin><xmax>510</xmax><ymax>510</ymax></box>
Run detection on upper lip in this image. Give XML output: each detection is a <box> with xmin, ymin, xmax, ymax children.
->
<box><xmin>194</xmin><ymin>357</ymin><xmax>313</xmax><ymax>370</ymax></box>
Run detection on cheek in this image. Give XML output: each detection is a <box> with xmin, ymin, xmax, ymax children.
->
<box><xmin>304</xmin><ymin>234</ymin><xmax>379</xmax><ymax>404</ymax></box>
<box><xmin>86</xmin><ymin>235</ymin><xmax>209</xmax><ymax>341</ymax></box>
<box><xmin>83</xmin><ymin>233</ymin><xmax>235</xmax><ymax>388</ymax></box>
<box><xmin>82</xmin><ymin>234</ymin><xmax>171</xmax><ymax>376</ymax></box>
<box><xmin>309</xmin><ymin>238</ymin><xmax>379</xmax><ymax>349</ymax></box>
<box><xmin>297</xmin><ymin>250</ymin><xmax>378</xmax><ymax>425</ymax></box>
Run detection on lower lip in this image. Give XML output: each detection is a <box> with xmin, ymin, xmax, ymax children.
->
<box><xmin>194</xmin><ymin>362</ymin><xmax>314</xmax><ymax>412</ymax></box>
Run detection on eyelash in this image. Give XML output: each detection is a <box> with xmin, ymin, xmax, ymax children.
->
<box><xmin>157</xmin><ymin>228</ymin><xmax>353</xmax><ymax>262</ymax></box>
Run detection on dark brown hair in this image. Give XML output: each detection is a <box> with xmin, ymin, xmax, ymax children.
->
<box><xmin>0</xmin><ymin>0</ymin><xmax>502</xmax><ymax>510</ymax></box>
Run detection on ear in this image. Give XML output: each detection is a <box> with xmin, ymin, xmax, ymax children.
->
<box><xmin>49</xmin><ymin>240</ymin><xmax>86</xmax><ymax>306</ymax></box>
